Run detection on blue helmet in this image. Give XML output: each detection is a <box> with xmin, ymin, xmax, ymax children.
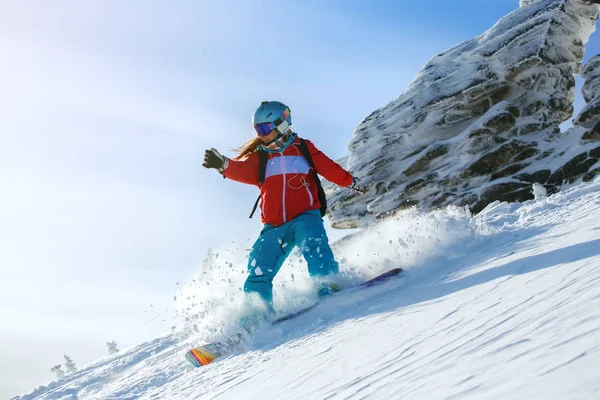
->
<box><xmin>252</xmin><ymin>101</ymin><xmax>292</xmax><ymax>136</ymax></box>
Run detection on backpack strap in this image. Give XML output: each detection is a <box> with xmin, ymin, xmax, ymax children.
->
<box><xmin>296</xmin><ymin>138</ymin><xmax>327</xmax><ymax>217</ymax></box>
<box><xmin>296</xmin><ymin>138</ymin><xmax>314</xmax><ymax>169</ymax></box>
<box><xmin>258</xmin><ymin>149</ymin><xmax>268</xmax><ymax>186</ymax></box>
<box><xmin>249</xmin><ymin>150</ymin><xmax>268</xmax><ymax>218</ymax></box>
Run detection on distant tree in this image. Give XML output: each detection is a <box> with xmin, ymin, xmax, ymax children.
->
<box><xmin>50</xmin><ymin>365</ymin><xmax>65</xmax><ymax>378</ymax></box>
<box><xmin>64</xmin><ymin>355</ymin><xmax>77</xmax><ymax>373</ymax></box>
<box><xmin>107</xmin><ymin>341</ymin><xmax>120</xmax><ymax>355</ymax></box>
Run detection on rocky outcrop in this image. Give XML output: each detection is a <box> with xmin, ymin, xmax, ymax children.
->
<box><xmin>575</xmin><ymin>54</ymin><xmax>600</xmax><ymax>127</ymax></box>
<box><xmin>327</xmin><ymin>0</ymin><xmax>600</xmax><ymax>229</ymax></box>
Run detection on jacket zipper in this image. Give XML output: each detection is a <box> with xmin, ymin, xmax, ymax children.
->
<box><xmin>280</xmin><ymin>155</ymin><xmax>287</xmax><ymax>223</ymax></box>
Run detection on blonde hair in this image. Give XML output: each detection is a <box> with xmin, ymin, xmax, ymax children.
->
<box><xmin>234</xmin><ymin>127</ymin><xmax>295</xmax><ymax>159</ymax></box>
<box><xmin>234</xmin><ymin>137</ymin><xmax>263</xmax><ymax>160</ymax></box>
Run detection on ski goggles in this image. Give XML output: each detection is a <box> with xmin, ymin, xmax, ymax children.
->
<box><xmin>253</xmin><ymin>108</ymin><xmax>290</xmax><ymax>136</ymax></box>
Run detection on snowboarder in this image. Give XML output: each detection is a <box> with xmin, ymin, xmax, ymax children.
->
<box><xmin>202</xmin><ymin>101</ymin><xmax>364</xmax><ymax>324</ymax></box>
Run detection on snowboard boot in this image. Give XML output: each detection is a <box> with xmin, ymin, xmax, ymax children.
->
<box><xmin>238</xmin><ymin>308</ymin><xmax>276</xmax><ymax>335</ymax></box>
<box><xmin>318</xmin><ymin>282</ymin><xmax>341</xmax><ymax>297</ymax></box>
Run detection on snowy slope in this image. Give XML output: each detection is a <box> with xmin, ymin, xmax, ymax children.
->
<box><xmin>14</xmin><ymin>177</ymin><xmax>600</xmax><ymax>400</ymax></box>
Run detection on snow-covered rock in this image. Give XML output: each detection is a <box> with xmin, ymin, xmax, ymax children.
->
<box><xmin>575</xmin><ymin>53</ymin><xmax>600</xmax><ymax>129</ymax></box>
<box><xmin>328</xmin><ymin>0</ymin><xmax>600</xmax><ymax>228</ymax></box>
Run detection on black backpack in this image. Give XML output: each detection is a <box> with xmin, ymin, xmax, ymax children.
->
<box><xmin>249</xmin><ymin>138</ymin><xmax>327</xmax><ymax>219</ymax></box>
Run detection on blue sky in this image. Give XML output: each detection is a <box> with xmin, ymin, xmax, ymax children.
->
<box><xmin>1</xmin><ymin>1</ymin><xmax>599</xmax><ymax>397</ymax></box>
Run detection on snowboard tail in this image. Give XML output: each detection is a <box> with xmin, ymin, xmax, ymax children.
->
<box><xmin>362</xmin><ymin>267</ymin><xmax>403</xmax><ymax>286</ymax></box>
<box><xmin>185</xmin><ymin>267</ymin><xmax>403</xmax><ymax>368</ymax></box>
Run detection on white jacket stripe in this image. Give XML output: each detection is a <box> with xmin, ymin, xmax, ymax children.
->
<box><xmin>265</xmin><ymin>155</ymin><xmax>310</xmax><ymax>179</ymax></box>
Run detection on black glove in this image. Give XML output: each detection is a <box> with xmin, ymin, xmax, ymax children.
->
<box><xmin>202</xmin><ymin>148</ymin><xmax>229</xmax><ymax>173</ymax></box>
<box><xmin>349</xmin><ymin>177</ymin><xmax>366</xmax><ymax>194</ymax></box>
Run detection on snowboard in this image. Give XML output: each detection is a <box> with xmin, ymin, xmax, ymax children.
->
<box><xmin>271</xmin><ymin>267</ymin><xmax>403</xmax><ymax>324</ymax></box>
<box><xmin>184</xmin><ymin>267</ymin><xmax>403</xmax><ymax>368</ymax></box>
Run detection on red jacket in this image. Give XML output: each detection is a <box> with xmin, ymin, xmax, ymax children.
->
<box><xmin>224</xmin><ymin>137</ymin><xmax>353</xmax><ymax>226</ymax></box>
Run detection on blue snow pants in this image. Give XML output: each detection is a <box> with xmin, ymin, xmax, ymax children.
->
<box><xmin>244</xmin><ymin>209</ymin><xmax>339</xmax><ymax>310</ymax></box>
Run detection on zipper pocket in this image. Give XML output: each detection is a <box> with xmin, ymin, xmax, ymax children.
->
<box><xmin>304</xmin><ymin>185</ymin><xmax>314</xmax><ymax>206</ymax></box>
